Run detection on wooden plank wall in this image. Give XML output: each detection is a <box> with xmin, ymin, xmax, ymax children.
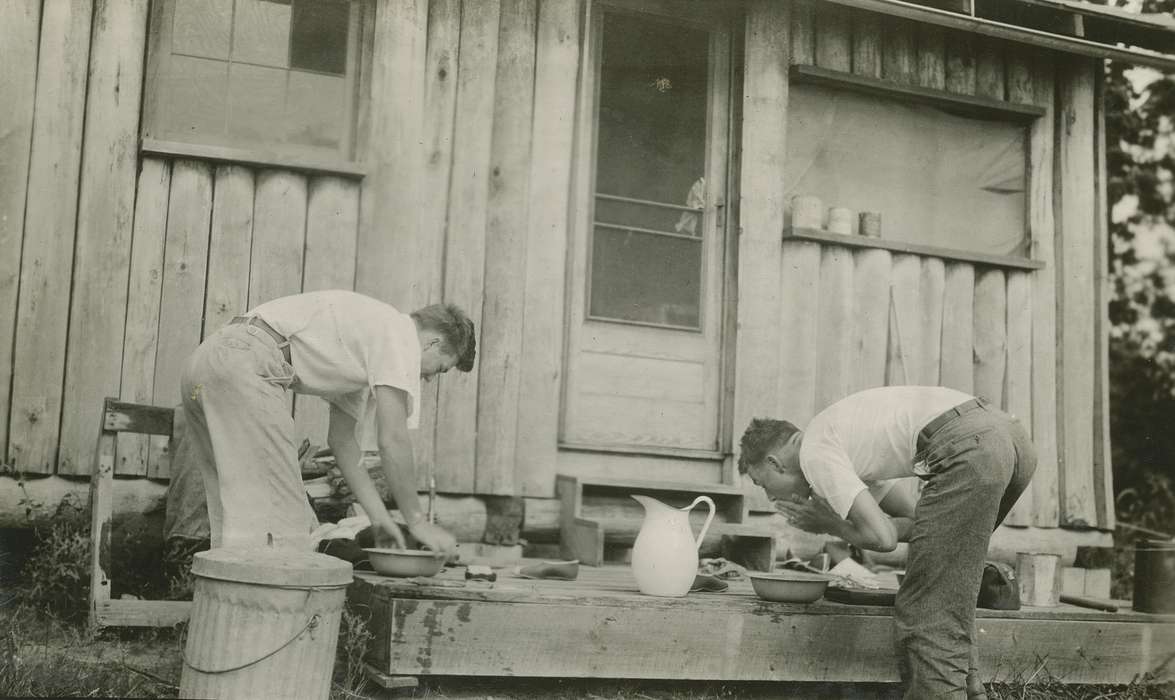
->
<box><xmin>772</xmin><ymin>7</ymin><xmax>1110</xmax><ymax>530</ymax></box>
<box><xmin>0</xmin><ymin>1</ymin><xmax>1113</xmax><ymax>532</ymax></box>
<box><xmin>7</xmin><ymin>0</ymin><xmax>93</xmax><ymax>473</ymax></box>
<box><xmin>0</xmin><ymin>0</ymin><xmax>41</xmax><ymax>465</ymax></box>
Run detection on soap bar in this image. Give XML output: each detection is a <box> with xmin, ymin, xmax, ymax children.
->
<box><xmin>465</xmin><ymin>565</ymin><xmax>497</xmax><ymax>582</ymax></box>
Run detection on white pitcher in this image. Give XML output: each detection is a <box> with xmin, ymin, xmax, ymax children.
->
<box><xmin>630</xmin><ymin>494</ymin><xmax>716</xmax><ymax>597</ymax></box>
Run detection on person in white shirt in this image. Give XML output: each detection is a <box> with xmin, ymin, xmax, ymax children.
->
<box><xmin>738</xmin><ymin>385</ymin><xmax>1035</xmax><ymax>700</ymax></box>
<box><xmin>180</xmin><ymin>290</ymin><xmax>474</xmax><ymax>557</ymax></box>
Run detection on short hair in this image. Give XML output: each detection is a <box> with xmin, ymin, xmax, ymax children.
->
<box><xmin>737</xmin><ymin>418</ymin><xmax>801</xmax><ymax>474</ymax></box>
<box><xmin>411</xmin><ymin>303</ymin><xmax>476</xmax><ymax>372</ymax></box>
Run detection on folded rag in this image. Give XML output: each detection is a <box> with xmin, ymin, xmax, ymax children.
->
<box><xmin>514</xmin><ymin>560</ymin><xmax>580</xmax><ymax>580</ymax></box>
<box><xmin>689</xmin><ymin>573</ymin><xmax>729</xmax><ymax>593</ymax></box>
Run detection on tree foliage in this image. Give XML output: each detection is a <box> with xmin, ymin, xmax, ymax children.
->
<box><xmin>1103</xmin><ymin>0</ymin><xmax>1175</xmax><ymax>535</ymax></box>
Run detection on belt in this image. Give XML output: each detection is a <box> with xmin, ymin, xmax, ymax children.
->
<box><xmin>229</xmin><ymin>315</ymin><xmax>291</xmax><ymax>365</ymax></box>
<box><xmin>917</xmin><ymin>398</ymin><xmax>985</xmax><ymax>452</ymax></box>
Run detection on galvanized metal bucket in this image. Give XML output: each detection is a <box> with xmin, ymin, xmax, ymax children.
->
<box><xmin>179</xmin><ymin>547</ymin><xmax>352</xmax><ymax>699</ymax></box>
<box><xmin>1134</xmin><ymin>538</ymin><xmax>1175</xmax><ymax>614</ymax></box>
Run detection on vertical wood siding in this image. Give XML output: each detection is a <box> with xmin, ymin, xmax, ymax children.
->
<box><xmin>475</xmin><ymin>0</ymin><xmax>538</xmax><ymax>495</ymax></box>
<box><xmin>774</xmin><ymin>8</ymin><xmax>1109</xmax><ymax>530</ymax></box>
<box><xmin>0</xmin><ymin>0</ymin><xmax>42</xmax><ymax>464</ymax></box>
<box><xmin>0</xmin><ymin>1</ymin><xmax>1112</xmax><ymax>533</ymax></box>
<box><xmin>436</xmin><ymin>0</ymin><xmax>502</xmax><ymax>492</ymax></box>
<box><xmin>7</xmin><ymin>0</ymin><xmax>93</xmax><ymax>473</ymax></box>
<box><xmin>58</xmin><ymin>0</ymin><xmax>151</xmax><ymax>475</ymax></box>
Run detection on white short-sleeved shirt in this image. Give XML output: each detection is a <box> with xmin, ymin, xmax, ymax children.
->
<box><xmin>251</xmin><ymin>290</ymin><xmax>421</xmax><ymax>447</ymax></box>
<box><xmin>799</xmin><ymin>386</ymin><xmax>974</xmax><ymax>518</ymax></box>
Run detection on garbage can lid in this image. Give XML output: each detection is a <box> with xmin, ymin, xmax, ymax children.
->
<box><xmin>192</xmin><ymin>547</ymin><xmax>353</xmax><ymax>587</ymax></box>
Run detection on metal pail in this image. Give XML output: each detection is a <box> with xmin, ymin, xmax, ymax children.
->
<box><xmin>1134</xmin><ymin>538</ymin><xmax>1175</xmax><ymax>614</ymax></box>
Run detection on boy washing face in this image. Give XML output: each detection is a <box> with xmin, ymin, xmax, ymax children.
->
<box><xmin>739</xmin><ymin>386</ymin><xmax>1036</xmax><ymax>700</ymax></box>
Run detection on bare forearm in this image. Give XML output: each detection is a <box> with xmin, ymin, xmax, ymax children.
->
<box><xmin>378</xmin><ymin>439</ymin><xmax>425</xmax><ymax>526</ymax></box>
<box><xmin>830</xmin><ymin>518</ymin><xmax>898</xmax><ymax>553</ymax></box>
<box><xmin>330</xmin><ymin>430</ymin><xmax>393</xmax><ymax>527</ymax></box>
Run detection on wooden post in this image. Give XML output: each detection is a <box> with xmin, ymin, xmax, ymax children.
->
<box><xmin>477</xmin><ymin>0</ymin><xmax>538</xmax><ymax>496</ymax></box>
<box><xmin>88</xmin><ymin>426</ymin><xmax>115</xmax><ymax>627</ymax></box>
<box><xmin>1092</xmin><ymin>68</ymin><xmax>1115</xmax><ymax>530</ymax></box>
<box><xmin>736</xmin><ymin>0</ymin><xmax>790</xmax><ymax>507</ymax></box>
<box><xmin>516</xmin><ymin>0</ymin><xmax>581</xmax><ymax>496</ymax></box>
<box><xmin>1055</xmin><ymin>59</ymin><xmax>1099</xmax><ymax>528</ymax></box>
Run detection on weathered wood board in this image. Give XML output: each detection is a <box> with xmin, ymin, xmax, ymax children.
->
<box><xmin>203</xmin><ymin>166</ymin><xmax>255</xmax><ymax>338</ymax></box>
<box><xmin>355</xmin><ymin>569</ymin><xmax>1175</xmax><ymax>684</ymax></box>
<box><xmin>58</xmin><ymin>0</ymin><xmax>150</xmax><ymax>475</ymax></box>
<box><xmin>7</xmin><ymin>0</ymin><xmax>93</xmax><ymax>472</ymax></box>
<box><xmin>516</xmin><ymin>0</ymin><xmax>581</xmax><ymax>496</ymax></box>
<box><xmin>437</xmin><ymin>0</ymin><xmax>502</xmax><ymax>493</ymax></box>
<box><xmin>117</xmin><ymin>160</ymin><xmax>172</xmax><ymax>476</ymax></box>
<box><xmin>295</xmin><ymin>177</ymin><xmax>360</xmax><ymax>446</ymax></box>
<box><xmin>150</xmin><ymin>161</ymin><xmax>213</xmax><ymax>478</ymax></box>
<box><xmin>0</xmin><ymin>0</ymin><xmax>42</xmax><ymax>462</ymax></box>
<box><xmin>476</xmin><ymin>0</ymin><xmax>538</xmax><ymax>495</ymax></box>
<box><xmin>413</xmin><ymin>0</ymin><xmax>461</xmax><ymax>486</ymax></box>
<box><xmin>1055</xmin><ymin>60</ymin><xmax>1099</xmax><ymax>528</ymax></box>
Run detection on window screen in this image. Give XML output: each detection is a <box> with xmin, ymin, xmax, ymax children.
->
<box><xmin>785</xmin><ymin>83</ymin><xmax>1028</xmax><ymax>257</ymax></box>
<box><xmin>588</xmin><ymin>12</ymin><xmax>710</xmax><ymax>329</ymax></box>
<box><xmin>145</xmin><ymin>0</ymin><xmax>359</xmax><ymax>163</ymax></box>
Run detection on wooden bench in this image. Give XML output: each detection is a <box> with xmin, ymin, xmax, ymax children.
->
<box><xmin>89</xmin><ymin>398</ymin><xmax>191</xmax><ymax>628</ymax></box>
<box><xmin>556</xmin><ymin>474</ymin><xmax>777</xmax><ymax>570</ymax></box>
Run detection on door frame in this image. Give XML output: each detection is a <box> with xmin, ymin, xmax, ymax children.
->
<box><xmin>559</xmin><ymin>0</ymin><xmax>741</xmax><ymax>477</ymax></box>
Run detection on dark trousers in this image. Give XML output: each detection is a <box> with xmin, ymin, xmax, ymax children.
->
<box><xmin>894</xmin><ymin>403</ymin><xmax>1036</xmax><ymax>699</ymax></box>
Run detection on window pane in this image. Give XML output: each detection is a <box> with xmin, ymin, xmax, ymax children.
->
<box><xmin>172</xmin><ymin>0</ymin><xmax>232</xmax><ymax>60</ymax></box>
<box><xmin>158</xmin><ymin>55</ymin><xmax>229</xmax><ymax>137</ymax></box>
<box><xmin>227</xmin><ymin>63</ymin><xmax>287</xmax><ymax>142</ymax></box>
<box><xmin>589</xmin><ymin>12</ymin><xmax>709</xmax><ymax>329</ymax></box>
<box><xmin>595</xmin><ymin>13</ymin><xmax>708</xmax><ymax>205</ymax></box>
<box><xmin>286</xmin><ymin>71</ymin><xmax>346</xmax><ymax>148</ymax></box>
<box><xmin>590</xmin><ymin>227</ymin><xmax>702</xmax><ymax>328</ymax></box>
<box><xmin>232</xmin><ymin>0</ymin><xmax>291</xmax><ymax>68</ymax></box>
<box><xmin>291</xmin><ymin>0</ymin><xmax>350</xmax><ymax>75</ymax></box>
<box><xmin>785</xmin><ymin>83</ymin><xmax>1028</xmax><ymax>256</ymax></box>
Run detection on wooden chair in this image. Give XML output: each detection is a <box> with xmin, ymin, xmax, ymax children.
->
<box><xmin>89</xmin><ymin>397</ymin><xmax>192</xmax><ymax>628</ymax></box>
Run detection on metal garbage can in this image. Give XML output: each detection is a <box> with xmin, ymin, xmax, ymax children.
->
<box><xmin>1134</xmin><ymin>538</ymin><xmax>1175</xmax><ymax>614</ymax></box>
<box><xmin>179</xmin><ymin>547</ymin><xmax>352</xmax><ymax>699</ymax></box>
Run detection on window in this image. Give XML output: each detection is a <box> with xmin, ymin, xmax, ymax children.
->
<box><xmin>785</xmin><ymin>82</ymin><xmax>1029</xmax><ymax>258</ymax></box>
<box><xmin>587</xmin><ymin>12</ymin><xmax>711</xmax><ymax>330</ymax></box>
<box><xmin>143</xmin><ymin>0</ymin><xmax>364</xmax><ymax>168</ymax></box>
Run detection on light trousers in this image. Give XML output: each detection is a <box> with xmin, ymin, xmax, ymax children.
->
<box><xmin>895</xmin><ymin>403</ymin><xmax>1036</xmax><ymax>699</ymax></box>
<box><xmin>180</xmin><ymin>323</ymin><xmax>317</xmax><ymax>550</ymax></box>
